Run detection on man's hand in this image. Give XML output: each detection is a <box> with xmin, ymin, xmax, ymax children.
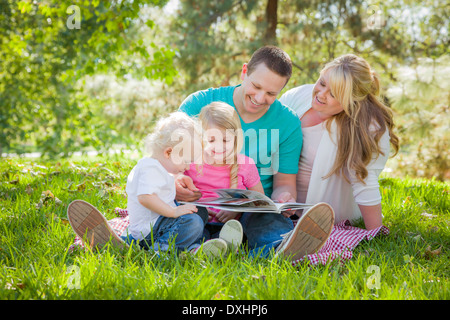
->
<box><xmin>271</xmin><ymin>173</ymin><xmax>297</xmax><ymax>218</ymax></box>
<box><xmin>275</xmin><ymin>191</ymin><xmax>297</xmax><ymax>218</ymax></box>
<box><xmin>276</xmin><ymin>191</ymin><xmax>296</xmax><ymax>203</ymax></box>
<box><xmin>175</xmin><ymin>174</ymin><xmax>202</xmax><ymax>202</ymax></box>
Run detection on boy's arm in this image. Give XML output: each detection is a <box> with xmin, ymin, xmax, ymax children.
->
<box><xmin>138</xmin><ymin>194</ymin><xmax>197</xmax><ymax>218</ymax></box>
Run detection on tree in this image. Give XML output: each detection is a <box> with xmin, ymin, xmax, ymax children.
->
<box><xmin>168</xmin><ymin>0</ymin><xmax>448</xmax><ymax>87</ymax></box>
<box><xmin>386</xmin><ymin>55</ymin><xmax>450</xmax><ymax>181</ymax></box>
<box><xmin>166</xmin><ymin>0</ymin><xmax>448</xmax><ymax>180</ymax></box>
<box><xmin>0</xmin><ymin>0</ymin><xmax>176</xmax><ymax>157</ymax></box>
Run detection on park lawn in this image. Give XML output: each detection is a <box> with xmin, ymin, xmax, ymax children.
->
<box><xmin>0</xmin><ymin>155</ymin><xmax>448</xmax><ymax>300</ymax></box>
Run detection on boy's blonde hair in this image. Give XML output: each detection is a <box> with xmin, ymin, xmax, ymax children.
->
<box><xmin>145</xmin><ymin>112</ymin><xmax>200</xmax><ymax>158</ymax></box>
<box><xmin>198</xmin><ymin>102</ymin><xmax>243</xmax><ymax>188</ymax></box>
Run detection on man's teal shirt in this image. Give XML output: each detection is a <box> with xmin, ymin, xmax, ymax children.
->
<box><xmin>179</xmin><ymin>85</ymin><xmax>302</xmax><ymax>197</ymax></box>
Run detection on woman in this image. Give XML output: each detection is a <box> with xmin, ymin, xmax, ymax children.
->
<box><xmin>280</xmin><ymin>54</ymin><xmax>399</xmax><ymax>230</ymax></box>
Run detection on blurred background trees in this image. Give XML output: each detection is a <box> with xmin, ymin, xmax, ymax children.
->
<box><xmin>0</xmin><ymin>0</ymin><xmax>175</xmax><ymax>157</ymax></box>
<box><xmin>1</xmin><ymin>0</ymin><xmax>448</xmax><ymax>180</ymax></box>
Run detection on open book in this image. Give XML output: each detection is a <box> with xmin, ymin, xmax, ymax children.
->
<box><xmin>180</xmin><ymin>189</ymin><xmax>313</xmax><ymax>213</ymax></box>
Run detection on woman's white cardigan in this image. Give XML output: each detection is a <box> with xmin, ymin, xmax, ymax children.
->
<box><xmin>280</xmin><ymin>85</ymin><xmax>391</xmax><ymax>224</ymax></box>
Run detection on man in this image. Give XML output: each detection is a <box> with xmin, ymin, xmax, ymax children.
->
<box><xmin>176</xmin><ymin>46</ymin><xmax>333</xmax><ymax>260</ymax></box>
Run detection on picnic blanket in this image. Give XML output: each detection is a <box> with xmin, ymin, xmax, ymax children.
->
<box><xmin>69</xmin><ymin>208</ymin><xmax>389</xmax><ymax>266</ymax></box>
<box><xmin>291</xmin><ymin>220</ymin><xmax>389</xmax><ymax>266</ymax></box>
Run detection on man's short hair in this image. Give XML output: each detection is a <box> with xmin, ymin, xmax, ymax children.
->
<box><xmin>247</xmin><ymin>46</ymin><xmax>292</xmax><ymax>81</ymax></box>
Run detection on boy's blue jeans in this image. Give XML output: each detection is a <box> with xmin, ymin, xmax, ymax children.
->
<box><xmin>121</xmin><ymin>206</ymin><xmax>293</xmax><ymax>258</ymax></box>
<box><xmin>240</xmin><ymin>211</ymin><xmax>294</xmax><ymax>258</ymax></box>
<box><xmin>122</xmin><ymin>207</ymin><xmax>209</xmax><ymax>252</ymax></box>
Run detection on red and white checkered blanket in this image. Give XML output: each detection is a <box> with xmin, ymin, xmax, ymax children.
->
<box><xmin>69</xmin><ymin>208</ymin><xmax>389</xmax><ymax>266</ymax></box>
<box><xmin>292</xmin><ymin>220</ymin><xmax>389</xmax><ymax>266</ymax></box>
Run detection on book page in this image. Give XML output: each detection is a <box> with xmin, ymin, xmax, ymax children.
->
<box><xmin>213</xmin><ymin>189</ymin><xmax>273</xmax><ymax>202</ymax></box>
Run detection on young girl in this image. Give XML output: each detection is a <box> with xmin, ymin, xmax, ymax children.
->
<box><xmin>184</xmin><ymin>102</ymin><xmax>265</xmax><ymax>247</ymax></box>
<box><xmin>67</xmin><ymin>112</ymin><xmax>228</xmax><ymax>257</ymax></box>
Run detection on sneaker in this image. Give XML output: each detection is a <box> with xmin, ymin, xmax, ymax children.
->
<box><xmin>67</xmin><ymin>200</ymin><xmax>126</xmax><ymax>250</ymax></box>
<box><xmin>219</xmin><ymin>219</ymin><xmax>243</xmax><ymax>253</ymax></box>
<box><xmin>192</xmin><ymin>239</ymin><xmax>227</xmax><ymax>258</ymax></box>
<box><xmin>275</xmin><ymin>202</ymin><xmax>334</xmax><ymax>261</ymax></box>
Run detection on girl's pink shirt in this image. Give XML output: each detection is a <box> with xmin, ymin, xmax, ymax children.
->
<box><xmin>184</xmin><ymin>154</ymin><xmax>261</xmax><ymax>223</ymax></box>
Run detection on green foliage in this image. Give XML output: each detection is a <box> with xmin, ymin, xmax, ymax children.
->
<box><xmin>169</xmin><ymin>0</ymin><xmax>449</xmax><ymax>180</ymax></box>
<box><xmin>0</xmin><ymin>157</ymin><xmax>448</xmax><ymax>299</ymax></box>
<box><xmin>76</xmin><ymin>74</ymin><xmax>180</xmax><ymax>146</ymax></box>
<box><xmin>386</xmin><ymin>55</ymin><xmax>450</xmax><ymax>181</ymax></box>
<box><xmin>0</xmin><ymin>0</ymin><xmax>176</xmax><ymax>157</ymax></box>
<box><xmin>1</xmin><ymin>0</ymin><xmax>448</xmax><ymax>181</ymax></box>
<box><xmin>169</xmin><ymin>0</ymin><xmax>448</xmax><ymax>89</ymax></box>
<box><xmin>168</xmin><ymin>0</ymin><xmax>263</xmax><ymax>89</ymax></box>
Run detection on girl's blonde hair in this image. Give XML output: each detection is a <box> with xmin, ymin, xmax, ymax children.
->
<box><xmin>198</xmin><ymin>102</ymin><xmax>243</xmax><ymax>188</ymax></box>
<box><xmin>145</xmin><ymin>112</ymin><xmax>200</xmax><ymax>157</ymax></box>
<box><xmin>322</xmin><ymin>54</ymin><xmax>399</xmax><ymax>183</ymax></box>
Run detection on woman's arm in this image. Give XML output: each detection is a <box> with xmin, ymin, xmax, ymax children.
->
<box><xmin>351</xmin><ymin>132</ymin><xmax>389</xmax><ymax>230</ymax></box>
<box><xmin>359</xmin><ymin>203</ymin><xmax>383</xmax><ymax>230</ymax></box>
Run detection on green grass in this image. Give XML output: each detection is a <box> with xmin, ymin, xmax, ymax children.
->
<box><xmin>0</xmin><ymin>155</ymin><xmax>448</xmax><ymax>300</ymax></box>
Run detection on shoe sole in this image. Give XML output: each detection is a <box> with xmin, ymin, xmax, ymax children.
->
<box><xmin>219</xmin><ymin>220</ymin><xmax>243</xmax><ymax>253</ymax></box>
<box><xmin>198</xmin><ymin>239</ymin><xmax>227</xmax><ymax>257</ymax></box>
<box><xmin>67</xmin><ymin>200</ymin><xmax>126</xmax><ymax>250</ymax></box>
<box><xmin>277</xmin><ymin>202</ymin><xmax>334</xmax><ymax>261</ymax></box>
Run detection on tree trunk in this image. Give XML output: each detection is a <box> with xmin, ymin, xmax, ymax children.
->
<box><xmin>264</xmin><ymin>0</ymin><xmax>278</xmax><ymax>45</ymax></box>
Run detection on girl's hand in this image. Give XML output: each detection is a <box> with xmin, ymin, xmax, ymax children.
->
<box><xmin>207</xmin><ymin>208</ymin><xmax>217</xmax><ymax>222</ymax></box>
<box><xmin>215</xmin><ymin>210</ymin><xmax>239</xmax><ymax>223</ymax></box>
<box><xmin>174</xmin><ymin>204</ymin><xmax>198</xmax><ymax>217</ymax></box>
<box><xmin>175</xmin><ymin>175</ymin><xmax>202</xmax><ymax>202</ymax></box>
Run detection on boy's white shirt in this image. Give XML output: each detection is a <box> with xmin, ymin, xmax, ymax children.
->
<box><xmin>280</xmin><ymin>85</ymin><xmax>390</xmax><ymax>223</ymax></box>
<box><xmin>125</xmin><ymin>157</ymin><xmax>177</xmax><ymax>241</ymax></box>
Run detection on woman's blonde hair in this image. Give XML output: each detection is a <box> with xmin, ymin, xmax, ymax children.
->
<box><xmin>145</xmin><ymin>112</ymin><xmax>200</xmax><ymax>158</ymax></box>
<box><xmin>322</xmin><ymin>54</ymin><xmax>399</xmax><ymax>183</ymax></box>
<box><xmin>198</xmin><ymin>102</ymin><xmax>243</xmax><ymax>188</ymax></box>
